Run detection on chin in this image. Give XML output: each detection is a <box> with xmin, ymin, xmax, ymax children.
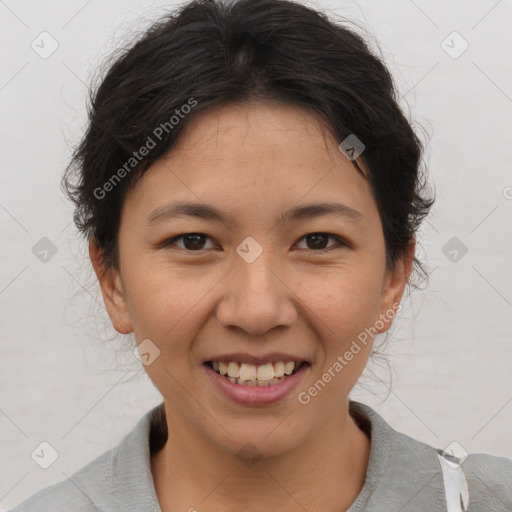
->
<box><xmin>206</xmin><ymin>418</ymin><xmax>307</xmax><ymax>461</ymax></box>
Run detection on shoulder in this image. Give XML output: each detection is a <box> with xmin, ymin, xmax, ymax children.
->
<box><xmin>462</xmin><ymin>451</ymin><xmax>512</xmax><ymax>510</ymax></box>
<box><xmin>348</xmin><ymin>401</ymin><xmax>512</xmax><ymax>511</ymax></box>
<box><xmin>7</xmin><ymin>481</ymin><xmax>100</xmax><ymax>512</ymax></box>
<box><xmin>8</xmin><ymin>404</ymin><xmax>163</xmax><ymax>512</ymax></box>
<box><xmin>8</xmin><ymin>447</ymin><xmax>116</xmax><ymax>512</ymax></box>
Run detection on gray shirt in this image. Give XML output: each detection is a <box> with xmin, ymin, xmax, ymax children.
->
<box><xmin>9</xmin><ymin>400</ymin><xmax>512</xmax><ymax>511</ymax></box>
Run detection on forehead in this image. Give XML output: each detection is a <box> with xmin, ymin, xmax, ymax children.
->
<box><xmin>169</xmin><ymin>100</ymin><xmax>350</xmax><ymax>172</ymax></box>
<box><xmin>123</xmin><ymin>101</ymin><xmax>378</xmax><ymax>226</ymax></box>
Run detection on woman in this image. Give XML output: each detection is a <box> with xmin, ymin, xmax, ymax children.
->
<box><xmin>11</xmin><ymin>0</ymin><xmax>511</xmax><ymax>511</ymax></box>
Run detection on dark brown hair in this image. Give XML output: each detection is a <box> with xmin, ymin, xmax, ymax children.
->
<box><xmin>62</xmin><ymin>0</ymin><xmax>434</xmax><ymax>285</ymax></box>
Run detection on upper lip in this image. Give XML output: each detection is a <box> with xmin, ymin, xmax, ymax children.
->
<box><xmin>204</xmin><ymin>352</ymin><xmax>310</xmax><ymax>366</ymax></box>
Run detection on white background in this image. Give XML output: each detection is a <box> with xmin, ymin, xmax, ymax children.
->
<box><xmin>1</xmin><ymin>0</ymin><xmax>511</xmax><ymax>509</ymax></box>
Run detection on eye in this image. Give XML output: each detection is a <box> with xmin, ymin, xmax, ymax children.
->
<box><xmin>160</xmin><ymin>232</ymin><xmax>348</xmax><ymax>253</ymax></box>
<box><xmin>294</xmin><ymin>233</ymin><xmax>347</xmax><ymax>253</ymax></box>
<box><xmin>162</xmin><ymin>233</ymin><xmax>217</xmax><ymax>251</ymax></box>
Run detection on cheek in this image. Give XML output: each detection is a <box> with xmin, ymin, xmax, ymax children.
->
<box><xmin>294</xmin><ymin>267</ymin><xmax>383</xmax><ymax>391</ymax></box>
<box><xmin>123</xmin><ymin>261</ymin><xmax>222</xmax><ymax>347</ymax></box>
<box><xmin>123</xmin><ymin>245</ymin><xmax>384</xmax><ymax>353</ymax></box>
<box><xmin>302</xmin><ymin>274</ymin><xmax>380</xmax><ymax>381</ymax></box>
<box><xmin>297</xmin><ymin>264</ymin><xmax>383</xmax><ymax>333</ymax></box>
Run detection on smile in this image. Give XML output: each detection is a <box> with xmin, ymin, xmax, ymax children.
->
<box><xmin>204</xmin><ymin>360</ymin><xmax>308</xmax><ymax>387</ymax></box>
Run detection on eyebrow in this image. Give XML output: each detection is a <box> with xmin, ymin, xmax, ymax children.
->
<box><xmin>147</xmin><ymin>201</ymin><xmax>364</xmax><ymax>226</ymax></box>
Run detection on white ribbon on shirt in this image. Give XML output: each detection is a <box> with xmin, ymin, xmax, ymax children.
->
<box><xmin>437</xmin><ymin>452</ymin><xmax>470</xmax><ymax>512</ymax></box>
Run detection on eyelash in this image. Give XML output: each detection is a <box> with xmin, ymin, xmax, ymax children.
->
<box><xmin>160</xmin><ymin>232</ymin><xmax>348</xmax><ymax>254</ymax></box>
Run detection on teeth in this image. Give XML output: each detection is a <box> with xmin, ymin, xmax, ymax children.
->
<box><xmin>256</xmin><ymin>363</ymin><xmax>274</xmax><ymax>380</ymax></box>
<box><xmin>210</xmin><ymin>359</ymin><xmax>303</xmax><ymax>384</ymax></box>
<box><xmin>284</xmin><ymin>361</ymin><xmax>295</xmax><ymax>375</ymax></box>
<box><xmin>227</xmin><ymin>361</ymin><xmax>240</xmax><ymax>378</ymax></box>
<box><xmin>239</xmin><ymin>363</ymin><xmax>256</xmax><ymax>380</ymax></box>
<box><xmin>273</xmin><ymin>361</ymin><xmax>285</xmax><ymax>377</ymax></box>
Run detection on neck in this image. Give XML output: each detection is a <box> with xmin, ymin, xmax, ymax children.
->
<box><xmin>151</xmin><ymin>401</ymin><xmax>370</xmax><ymax>512</ymax></box>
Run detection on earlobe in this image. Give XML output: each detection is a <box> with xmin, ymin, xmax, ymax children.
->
<box><xmin>89</xmin><ymin>239</ymin><xmax>133</xmax><ymax>335</ymax></box>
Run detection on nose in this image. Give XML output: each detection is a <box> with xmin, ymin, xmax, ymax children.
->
<box><xmin>216</xmin><ymin>250</ymin><xmax>297</xmax><ymax>336</ymax></box>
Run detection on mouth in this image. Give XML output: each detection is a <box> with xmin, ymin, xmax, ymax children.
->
<box><xmin>203</xmin><ymin>360</ymin><xmax>310</xmax><ymax>387</ymax></box>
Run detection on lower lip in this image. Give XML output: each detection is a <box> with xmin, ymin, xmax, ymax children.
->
<box><xmin>203</xmin><ymin>363</ymin><xmax>310</xmax><ymax>406</ymax></box>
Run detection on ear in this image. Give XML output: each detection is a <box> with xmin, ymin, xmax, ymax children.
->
<box><xmin>375</xmin><ymin>237</ymin><xmax>415</xmax><ymax>333</ymax></box>
<box><xmin>89</xmin><ymin>239</ymin><xmax>133</xmax><ymax>335</ymax></box>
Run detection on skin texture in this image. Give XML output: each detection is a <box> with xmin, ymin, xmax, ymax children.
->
<box><xmin>90</xmin><ymin>100</ymin><xmax>414</xmax><ymax>512</ymax></box>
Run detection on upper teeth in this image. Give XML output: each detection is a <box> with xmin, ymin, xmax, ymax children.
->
<box><xmin>212</xmin><ymin>361</ymin><xmax>298</xmax><ymax>381</ymax></box>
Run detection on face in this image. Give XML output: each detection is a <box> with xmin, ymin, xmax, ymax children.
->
<box><xmin>91</xmin><ymin>100</ymin><xmax>413</xmax><ymax>458</ymax></box>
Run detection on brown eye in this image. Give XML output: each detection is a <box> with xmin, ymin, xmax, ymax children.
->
<box><xmin>295</xmin><ymin>233</ymin><xmax>346</xmax><ymax>252</ymax></box>
<box><xmin>161</xmin><ymin>232</ymin><xmax>347</xmax><ymax>253</ymax></box>
<box><xmin>163</xmin><ymin>233</ymin><xmax>216</xmax><ymax>251</ymax></box>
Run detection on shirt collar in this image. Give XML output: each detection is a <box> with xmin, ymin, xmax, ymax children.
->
<box><xmin>74</xmin><ymin>400</ymin><xmax>446</xmax><ymax>512</ymax></box>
